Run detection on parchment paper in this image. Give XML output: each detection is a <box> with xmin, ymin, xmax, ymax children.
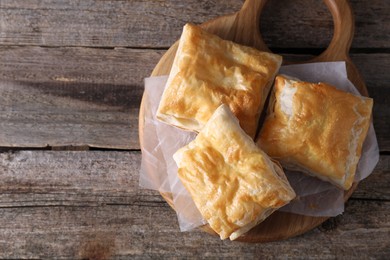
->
<box><xmin>139</xmin><ymin>62</ymin><xmax>379</xmax><ymax>232</ymax></box>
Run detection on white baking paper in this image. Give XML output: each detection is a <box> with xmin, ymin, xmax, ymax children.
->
<box><xmin>139</xmin><ymin>62</ymin><xmax>379</xmax><ymax>231</ymax></box>
<box><xmin>139</xmin><ymin>76</ymin><xmax>171</xmax><ymax>192</ymax></box>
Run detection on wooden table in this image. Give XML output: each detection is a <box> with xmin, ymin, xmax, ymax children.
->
<box><xmin>0</xmin><ymin>0</ymin><xmax>388</xmax><ymax>258</ymax></box>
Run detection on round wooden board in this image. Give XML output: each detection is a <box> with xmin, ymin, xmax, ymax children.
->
<box><xmin>139</xmin><ymin>0</ymin><xmax>368</xmax><ymax>242</ymax></box>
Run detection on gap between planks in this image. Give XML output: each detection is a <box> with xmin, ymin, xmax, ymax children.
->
<box><xmin>0</xmin><ymin>151</ymin><xmax>388</xmax><ymax>207</ymax></box>
<box><xmin>0</xmin><ymin>200</ymin><xmax>388</xmax><ymax>259</ymax></box>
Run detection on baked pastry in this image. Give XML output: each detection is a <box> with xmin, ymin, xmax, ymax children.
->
<box><xmin>173</xmin><ymin>105</ymin><xmax>296</xmax><ymax>240</ymax></box>
<box><xmin>257</xmin><ymin>75</ymin><xmax>373</xmax><ymax>190</ymax></box>
<box><xmin>157</xmin><ymin>23</ymin><xmax>282</xmax><ymax>138</ymax></box>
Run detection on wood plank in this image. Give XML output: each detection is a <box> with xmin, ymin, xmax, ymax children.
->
<box><xmin>0</xmin><ymin>151</ymin><xmax>388</xmax><ymax>258</ymax></box>
<box><xmin>0</xmin><ymin>47</ymin><xmax>388</xmax><ymax>150</ymax></box>
<box><xmin>0</xmin><ymin>151</ymin><xmax>161</xmax><ymax>207</ymax></box>
<box><xmin>1</xmin><ymin>47</ymin><xmax>387</xmax><ymax>94</ymax></box>
<box><xmin>0</xmin><ymin>0</ymin><xmax>243</xmax><ymax>48</ymax></box>
<box><xmin>0</xmin><ymin>151</ymin><xmax>388</xmax><ymax>207</ymax></box>
<box><xmin>0</xmin><ymin>47</ymin><xmax>163</xmax><ymax>149</ymax></box>
<box><xmin>0</xmin><ymin>200</ymin><xmax>388</xmax><ymax>258</ymax></box>
<box><xmin>1</xmin><ymin>47</ymin><xmax>388</xmax><ymax>90</ymax></box>
<box><xmin>0</xmin><ymin>80</ymin><xmax>138</xmax><ymax>149</ymax></box>
<box><xmin>0</xmin><ymin>46</ymin><xmax>163</xmax><ymax>86</ymax></box>
<box><xmin>0</xmin><ymin>0</ymin><xmax>388</xmax><ymax>49</ymax></box>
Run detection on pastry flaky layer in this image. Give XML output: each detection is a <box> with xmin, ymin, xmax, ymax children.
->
<box><xmin>157</xmin><ymin>23</ymin><xmax>282</xmax><ymax>138</ymax></box>
<box><xmin>173</xmin><ymin>105</ymin><xmax>296</xmax><ymax>240</ymax></box>
<box><xmin>257</xmin><ymin>75</ymin><xmax>373</xmax><ymax>190</ymax></box>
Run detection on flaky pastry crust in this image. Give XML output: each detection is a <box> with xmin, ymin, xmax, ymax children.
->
<box><xmin>174</xmin><ymin>105</ymin><xmax>295</xmax><ymax>240</ymax></box>
<box><xmin>157</xmin><ymin>23</ymin><xmax>282</xmax><ymax>138</ymax></box>
<box><xmin>257</xmin><ymin>75</ymin><xmax>373</xmax><ymax>190</ymax></box>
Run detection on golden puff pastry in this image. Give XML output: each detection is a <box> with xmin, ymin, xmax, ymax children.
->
<box><xmin>257</xmin><ymin>75</ymin><xmax>373</xmax><ymax>190</ymax></box>
<box><xmin>157</xmin><ymin>23</ymin><xmax>282</xmax><ymax>138</ymax></box>
<box><xmin>173</xmin><ymin>104</ymin><xmax>296</xmax><ymax>240</ymax></box>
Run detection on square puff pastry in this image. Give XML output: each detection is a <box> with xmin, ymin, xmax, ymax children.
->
<box><xmin>173</xmin><ymin>104</ymin><xmax>296</xmax><ymax>240</ymax></box>
<box><xmin>157</xmin><ymin>23</ymin><xmax>282</xmax><ymax>138</ymax></box>
<box><xmin>257</xmin><ymin>75</ymin><xmax>373</xmax><ymax>190</ymax></box>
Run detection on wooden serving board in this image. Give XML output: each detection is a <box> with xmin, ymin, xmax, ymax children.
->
<box><xmin>139</xmin><ymin>0</ymin><xmax>368</xmax><ymax>242</ymax></box>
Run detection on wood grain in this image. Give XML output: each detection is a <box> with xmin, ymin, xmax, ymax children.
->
<box><xmin>0</xmin><ymin>80</ymin><xmax>137</xmax><ymax>149</ymax></box>
<box><xmin>0</xmin><ymin>0</ymin><xmax>388</xmax><ymax>49</ymax></box>
<box><xmin>0</xmin><ymin>46</ymin><xmax>163</xmax><ymax>86</ymax></box>
<box><xmin>0</xmin><ymin>200</ymin><xmax>389</xmax><ymax>259</ymax></box>
<box><xmin>0</xmin><ymin>46</ymin><xmax>388</xmax><ymax>150</ymax></box>
<box><xmin>0</xmin><ymin>151</ymin><xmax>160</xmax><ymax>207</ymax></box>
<box><xmin>0</xmin><ymin>151</ymin><xmax>387</xmax><ymax>207</ymax></box>
<box><xmin>0</xmin><ymin>48</ymin><xmax>387</xmax><ymax>92</ymax></box>
<box><xmin>0</xmin><ymin>46</ymin><xmax>162</xmax><ymax>149</ymax></box>
<box><xmin>0</xmin><ymin>0</ymin><xmax>243</xmax><ymax>48</ymax></box>
<box><xmin>0</xmin><ymin>150</ymin><xmax>388</xmax><ymax>258</ymax></box>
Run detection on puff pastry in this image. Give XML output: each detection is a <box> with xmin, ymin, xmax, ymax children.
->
<box><xmin>157</xmin><ymin>23</ymin><xmax>282</xmax><ymax>138</ymax></box>
<box><xmin>173</xmin><ymin>105</ymin><xmax>296</xmax><ymax>240</ymax></box>
<box><xmin>257</xmin><ymin>75</ymin><xmax>373</xmax><ymax>190</ymax></box>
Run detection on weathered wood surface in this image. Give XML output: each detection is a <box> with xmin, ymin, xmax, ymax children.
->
<box><xmin>0</xmin><ymin>151</ymin><xmax>388</xmax><ymax>258</ymax></box>
<box><xmin>0</xmin><ymin>80</ymin><xmax>137</xmax><ymax>149</ymax></box>
<box><xmin>0</xmin><ymin>0</ymin><xmax>388</xmax><ymax>257</ymax></box>
<box><xmin>0</xmin><ymin>0</ymin><xmax>388</xmax><ymax>49</ymax></box>
<box><xmin>0</xmin><ymin>200</ymin><xmax>388</xmax><ymax>259</ymax></box>
<box><xmin>0</xmin><ymin>200</ymin><xmax>390</xmax><ymax>259</ymax></box>
<box><xmin>0</xmin><ymin>46</ymin><xmax>162</xmax><ymax>149</ymax></box>
<box><xmin>0</xmin><ymin>47</ymin><xmax>389</xmax><ymax>150</ymax></box>
<box><xmin>0</xmin><ymin>151</ymin><xmax>388</xmax><ymax>206</ymax></box>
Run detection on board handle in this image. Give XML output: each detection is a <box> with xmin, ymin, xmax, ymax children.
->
<box><xmin>236</xmin><ymin>0</ymin><xmax>354</xmax><ymax>57</ymax></box>
<box><xmin>235</xmin><ymin>0</ymin><xmax>367</xmax><ymax>95</ymax></box>
<box><xmin>313</xmin><ymin>0</ymin><xmax>354</xmax><ymax>62</ymax></box>
<box><xmin>313</xmin><ymin>0</ymin><xmax>367</xmax><ymax>95</ymax></box>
